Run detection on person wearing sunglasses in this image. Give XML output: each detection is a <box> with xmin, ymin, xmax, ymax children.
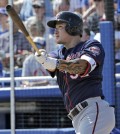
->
<box><xmin>25</xmin><ymin>0</ymin><xmax>56</xmax><ymax>53</ymax></box>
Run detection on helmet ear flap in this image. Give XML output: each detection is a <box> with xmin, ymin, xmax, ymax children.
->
<box><xmin>65</xmin><ymin>23</ymin><xmax>72</xmax><ymax>35</ymax></box>
<box><xmin>65</xmin><ymin>23</ymin><xmax>82</xmax><ymax>36</ymax></box>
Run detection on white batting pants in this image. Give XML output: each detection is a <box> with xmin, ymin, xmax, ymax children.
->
<box><xmin>72</xmin><ymin>97</ymin><xmax>115</xmax><ymax>134</ymax></box>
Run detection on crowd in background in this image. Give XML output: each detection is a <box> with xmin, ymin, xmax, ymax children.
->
<box><xmin>0</xmin><ymin>0</ymin><xmax>120</xmax><ymax>87</ymax></box>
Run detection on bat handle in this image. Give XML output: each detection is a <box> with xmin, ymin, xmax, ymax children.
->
<box><xmin>26</xmin><ymin>36</ymin><xmax>41</xmax><ymax>55</ymax></box>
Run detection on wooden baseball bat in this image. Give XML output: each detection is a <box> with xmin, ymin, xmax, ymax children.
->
<box><xmin>6</xmin><ymin>5</ymin><xmax>41</xmax><ymax>55</ymax></box>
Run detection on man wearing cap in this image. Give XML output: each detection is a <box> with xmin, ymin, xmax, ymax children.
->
<box><xmin>20</xmin><ymin>0</ymin><xmax>53</xmax><ymax>21</ymax></box>
<box><xmin>25</xmin><ymin>0</ymin><xmax>56</xmax><ymax>53</ymax></box>
<box><xmin>25</xmin><ymin>0</ymin><xmax>46</xmax><ymax>28</ymax></box>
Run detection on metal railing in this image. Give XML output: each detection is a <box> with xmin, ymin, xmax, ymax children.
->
<box><xmin>0</xmin><ymin>76</ymin><xmax>57</xmax><ymax>89</ymax></box>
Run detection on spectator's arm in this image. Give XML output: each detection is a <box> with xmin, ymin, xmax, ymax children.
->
<box><xmin>82</xmin><ymin>4</ymin><xmax>96</xmax><ymax>20</ymax></box>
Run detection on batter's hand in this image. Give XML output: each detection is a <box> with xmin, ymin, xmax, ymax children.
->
<box><xmin>34</xmin><ymin>49</ymin><xmax>58</xmax><ymax>72</ymax></box>
<box><xmin>35</xmin><ymin>49</ymin><xmax>47</xmax><ymax>64</ymax></box>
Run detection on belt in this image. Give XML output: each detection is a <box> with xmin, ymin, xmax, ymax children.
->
<box><xmin>68</xmin><ymin>101</ymin><xmax>88</xmax><ymax>120</ymax></box>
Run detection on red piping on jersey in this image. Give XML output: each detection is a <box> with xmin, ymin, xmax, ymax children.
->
<box><xmin>64</xmin><ymin>74</ymin><xmax>73</xmax><ymax>111</ymax></box>
<box><xmin>81</xmin><ymin>61</ymin><xmax>91</xmax><ymax>77</ymax></box>
<box><xmin>92</xmin><ymin>102</ymin><xmax>99</xmax><ymax>134</ymax></box>
<box><xmin>34</xmin><ymin>70</ymin><xmax>37</xmax><ymax>76</ymax></box>
<box><xmin>39</xmin><ymin>68</ymin><xmax>48</xmax><ymax>76</ymax></box>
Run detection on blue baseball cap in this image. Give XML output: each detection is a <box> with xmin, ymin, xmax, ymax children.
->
<box><xmin>33</xmin><ymin>37</ymin><xmax>46</xmax><ymax>49</ymax></box>
<box><xmin>0</xmin><ymin>8</ymin><xmax>8</xmax><ymax>16</ymax></box>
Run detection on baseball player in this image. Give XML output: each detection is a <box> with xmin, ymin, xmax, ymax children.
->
<box><xmin>34</xmin><ymin>11</ymin><xmax>115</xmax><ymax>134</ymax></box>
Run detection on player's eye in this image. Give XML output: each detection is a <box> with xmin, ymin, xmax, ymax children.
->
<box><xmin>55</xmin><ymin>26</ymin><xmax>65</xmax><ymax>31</ymax></box>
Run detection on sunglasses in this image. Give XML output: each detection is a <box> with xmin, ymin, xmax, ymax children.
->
<box><xmin>94</xmin><ymin>0</ymin><xmax>102</xmax><ymax>1</ymax></box>
<box><xmin>33</xmin><ymin>5</ymin><xmax>41</xmax><ymax>9</ymax></box>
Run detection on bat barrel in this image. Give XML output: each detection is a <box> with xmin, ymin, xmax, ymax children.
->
<box><xmin>5</xmin><ymin>4</ymin><xmax>41</xmax><ymax>55</ymax></box>
<box><xmin>6</xmin><ymin>4</ymin><xmax>29</xmax><ymax>36</ymax></box>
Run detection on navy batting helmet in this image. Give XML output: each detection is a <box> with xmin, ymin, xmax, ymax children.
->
<box><xmin>47</xmin><ymin>11</ymin><xmax>83</xmax><ymax>36</ymax></box>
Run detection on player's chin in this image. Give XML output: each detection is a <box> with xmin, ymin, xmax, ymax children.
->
<box><xmin>55</xmin><ymin>38</ymin><xmax>61</xmax><ymax>44</ymax></box>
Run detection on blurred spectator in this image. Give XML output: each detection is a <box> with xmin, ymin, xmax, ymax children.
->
<box><xmin>69</xmin><ymin>0</ymin><xmax>83</xmax><ymax>14</ymax></box>
<box><xmin>21</xmin><ymin>37</ymin><xmax>50</xmax><ymax>87</ymax></box>
<box><xmin>0</xmin><ymin>32</ymin><xmax>9</xmax><ymax>54</ymax></box>
<box><xmin>86</xmin><ymin>0</ymin><xmax>105</xmax><ymax>34</ymax></box>
<box><xmin>0</xmin><ymin>7</ymin><xmax>9</xmax><ymax>35</ymax></box>
<box><xmin>20</xmin><ymin>0</ymin><xmax>34</xmax><ymax>21</ymax></box>
<box><xmin>74</xmin><ymin>11</ymin><xmax>94</xmax><ymax>41</ymax></box>
<box><xmin>13</xmin><ymin>23</ymin><xmax>32</xmax><ymax>53</ymax></box>
<box><xmin>0</xmin><ymin>0</ymin><xmax>8</xmax><ymax>7</ymax></box>
<box><xmin>1</xmin><ymin>50</ymin><xmax>30</xmax><ymax>72</ymax></box>
<box><xmin>26</xmin><ymin>17</ymin><xmax>55</xmax><ymax>53</ymax></box>
<box><xmin>0</xmin><ymin>2</ymin><xmax>32</xmax><ymax>54</ymax></box>
<box><xmin>26</xmin><ymin>0</ymin><xmax>57</xmax><ymax>53</ymax></box>
<box><xmin>0</xmin><ymin>2</ymin><xmax>22</xmax><ymax>35</ymax></box>
<box><xmin>1</xmin><ymin>53</ymin><xmax>10</xmax><ymax>71</ymax></box>
<box><xmin>26</xmin><ymin>17</ymin><xmax>46</xmax><ymax>38</ymax></box>
<box><xmin>0</xmin><ymin>0</ymin><xmax>8</xmax><ymax>37</ymax></box>
<box><xmin>20</xmin><ymin>0</ymin><xmax>53</xmax><ymax>21</ymax></box>
<box><xmin>0</xmin><ymin>22</ymin><xmax>32</xmax><ymax>71</ymax></box>
<box><xmin>0</xmin><ymin>23</ymin><xmax>32</xmax><ymax>54</ymax></box>
<box><xmin>26</xmin><ymin>0</ymin><xmax>47</xmax><ymax>28</ymax></box>
<box><xmin>52</xmin><ymin>0</ymin><xmax>70</xmax><ymax>16</ymax></box>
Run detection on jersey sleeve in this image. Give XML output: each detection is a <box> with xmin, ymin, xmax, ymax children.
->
<box><xmin>81</xmin><ymin>40</ymin><xmax>105</xmax><ymax>66</ymax></box>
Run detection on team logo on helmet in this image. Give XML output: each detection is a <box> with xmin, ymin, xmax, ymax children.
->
<box><xmin>56</xmin><ymin>12</ymin><xmax>62</xmax><ymax>19</ymax></box>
